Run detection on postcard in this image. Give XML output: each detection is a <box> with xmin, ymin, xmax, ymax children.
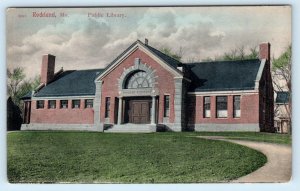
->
<box><xmin>6</xmin><ymin>6</ymin><xmax>291</xmax><ymax>184</ymax></box>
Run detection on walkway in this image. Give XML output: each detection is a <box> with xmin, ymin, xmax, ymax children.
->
<box><xmin>198</xmin><ymin>136</ymin><xmax>292</xmax><ymax>183</ymax></box>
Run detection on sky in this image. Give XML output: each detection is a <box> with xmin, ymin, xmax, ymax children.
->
<box><xmin>6</xmin><ymin>6</ymin><xmax>291</xmax><ymax>79</ymax></box>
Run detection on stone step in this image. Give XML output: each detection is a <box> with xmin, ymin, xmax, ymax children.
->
<box><xmin>104</xmin><ymin>124</ymin><xmax>156</xmax><ymax>133</ymax></box>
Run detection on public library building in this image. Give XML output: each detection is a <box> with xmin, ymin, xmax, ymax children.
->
<box><xmin>21</xmin><ymin>39</ymin><xmax>274</xmax><ymax>132</ymax></box>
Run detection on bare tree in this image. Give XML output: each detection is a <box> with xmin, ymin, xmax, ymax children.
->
<box><xmin>160</xmin><ymin>46</ymin><xmax>183</xmax><ymax>61</ymax></box>
<box><xmin>213</xmin><ymin>45</ymin><xmax>258</xmax><ymax>61</ymax></box>
<box><xmin>7</xmin><ymin>67</ymin><xmax>40</xmax><ymax>108</ymax></box>
<box><xmin>272</xmin><ymin>45</ymin><xmax>292</xmax><ymax>133</ymax></box>
<box><xmin>272</xmin><ymin>45</ymin><xmax>291</xmax><ymax>92</ymax></box>
<box><xmin>7</xmin><ymin>67</ymin><xmax>26</xmax><ymax>104</ymax></box>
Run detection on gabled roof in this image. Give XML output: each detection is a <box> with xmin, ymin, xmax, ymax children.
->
<box><xmin>187</xmin><ymin>59</ymin><xmax>262</xmax><ymax>92</ymax></box>
<box><xmin>23</xmin><ymin>40</ymin><xmax>185</xmax><ymax>99</ymax></box>
<box><xmin>96</xmin><ymin>40</ymin><xmax>183</xmax><ymax>81</ymax></box>
<box><xmin>31</xmin><ymin>69</ymin><xmax>104</xmax><ymax>98</ymax></box>
<box><xmin>22</xmin><ymin>40</ymin><xmax>266</xmax><ymax>99</ymax></box>
<box><xmin>276</xmin><ymin>91</ymin><xmax>290</xmax><ymax>104</ymax></box>
<box><xmin>145</xmin><ymin>44</ymin><xmax>182</xmax><ymax>69</ymax></box>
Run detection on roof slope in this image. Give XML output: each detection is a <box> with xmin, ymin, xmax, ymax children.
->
<box><xmin>145</xmin><ymin>44</ymin><xmax>182</xmax><ymax>69</ymax></box>
<box><xmin>22</xmin><ymin>91</ymin><xmax>32</xmax><ymax>100</ymax></box>
<box><xmin>99</xmin><ymin>40</ymin><xmax>182</xmax><ymax>79</ymax></box>
<box><xmin>276</xmin><ymin>91</ymin><xmax>290</xmax><ymax>104</ymax></box>
<box><xmin>187</xmin><ymin>59</ymin><xmax>261</xmax><ymax>92</ymax></box>
<box><xmin>33</xmin><ymin>69</ymin><xmax>104</xmax><ymax>97</ymax></box>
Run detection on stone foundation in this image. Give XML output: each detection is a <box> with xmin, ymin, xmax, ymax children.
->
<box><xmin>21</xmin><ymin>123</ymin><xmax>104</xmax><ymax>132</ymax></box>
<box><xmin>104</xmin><ymin>123</ymin><xmax>156</xmax><ymax>133</ymax></box>
<box><xmin>188</xmin><ymin>123</ymin><xmax>260</xmax><ymax>132</ymax></box>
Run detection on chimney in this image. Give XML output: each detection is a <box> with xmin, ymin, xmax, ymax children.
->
<box><xmin>145</xmin><ymin>38</ymin><xmax>148</xmax><ymax>45</ymax></box>
<box><xmin>259</xmin><ymin>42</ymin><xmax>271</xmax><ymax>61</ymax></box>
<box><xmin>41</xmin><ymin>54</ymin><xmax>56</xmax><ymax>85</ymax></box>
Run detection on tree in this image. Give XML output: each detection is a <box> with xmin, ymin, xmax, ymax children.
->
<box><xmin>160</xmin><ymin>46</ymin><xmax>183</xmax><ymax>61</ymax></box>
<box><xmin>272</xmin><ymin>45</ymin><xmax>292</xmax><ymax>133</ymax></box>
<box><xmin>217</xmin><ymin>45</ymin><xmax>259</xmax><ymax>61</ymax></box>
<box><xmin>7</xmin><ymin>67</ymin><xmax>40</xmax><ymax>109</ymax></box>
<box><xmin>272</xmin><ymin>45</ymin><xmax>291</xmax><ymax>92</ymax></box>
<box><xmin>7</xmin><ymin>67</ymin><xmax>25</xmax><ymax>104</ymax></box>
<box><xmin>7</xmin><ymin>67</ymin><xmax>40</xmax><ymax>130</ymax></box>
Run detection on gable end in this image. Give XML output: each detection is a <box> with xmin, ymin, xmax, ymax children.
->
<box><xmin>95</xmin><ymin>40</ymin><xmax>183</xmax><ymax>82</ymax></box>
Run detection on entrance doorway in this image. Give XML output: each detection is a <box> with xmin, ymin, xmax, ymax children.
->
<box><xmin>124</xmin><ymin>97</ymin><xmax>152</xmax><ymax>124</ymax></box>
<box><xmin>131</xmin><ymin>101</ymin><xmax>150</xmax><ymax>124</ymax></box>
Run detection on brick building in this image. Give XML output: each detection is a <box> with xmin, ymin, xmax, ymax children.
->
<box><xmin>21</xmin><ymin>40</ymin><xmax>274</xmax><ymax>132</ymax></box>
<box><xmin>274</xmin><ymin>91</ymin><xmax>290</xmax><ymax>133</ymax></box>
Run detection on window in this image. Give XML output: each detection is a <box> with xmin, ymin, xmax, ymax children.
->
<box><xmin>124</xmin><ymin>71</ymin><xmax>152</xmax><ymax>89</ymax></box>
<box><xmin>72</xmin><ymin>100</ymin><xmax>80</xmax><ymax>109</ymax></box>
<box><xmin>164</xmin><ymin>95</ymin><xmax>170</xmax><ymax>117</ymax></box>
<box><xmin>85</xmin><ymin>99</ymin><xmax>93</xmax><ymax>108</ymax></box>
<box><xmin>36</xmin><ymin>100</ymin><xmax>44</xmax><ymax>109</ymax></box>
<box><xmin>48</xmin><ymin>100</ymin><xmax>56</xmax><ymax>109</ymax></box>
<box><xmin>234</xmin><ymin>95</ymin><xmax>241</xmax><ymax>118</ymax></box>
<box><xmin>60</xmin><ymin>100</ymin><xmax>68</xmax><ymax>108</ymax></box>
<box><xmin>216</xmin><ymin>96</ymin><xmax>228</xmax><ymax>118</ymax></box>
<box><xmin>105</xmin><ymin>97</ymin><xmax>110</xmax><ymax>118</ymax></box>
<box><xmin>204</xmin><ymin>96</ymin><xmax>211</xmax><ymax>118</ymax></box>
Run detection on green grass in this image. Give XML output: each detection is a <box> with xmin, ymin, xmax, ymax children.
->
<box><xmin>8</xmin><ymin>131</ymin><xmax>267</xmax><ymax>183</ymax></box>
<box><xmin>188</xmin><ymin>132</ymin><xmax>292</xmax><ymax>145</ymax></box>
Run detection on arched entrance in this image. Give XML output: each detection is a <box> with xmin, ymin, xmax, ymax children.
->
<box><xmin>116</xmin><ymin>58</ymin><xmax>159</xmax><ymax>125</ymax></box>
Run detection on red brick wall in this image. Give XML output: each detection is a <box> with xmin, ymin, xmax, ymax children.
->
<box><xmin>30</xmin><ymin>99</ymin><xmax>94</xmax><ymax>124</ymax></box>
<box><xmin>259</xmin><ymin>43</ymin><xmax>271</xmax><ymax>60</ymax></box>
<box><xmin>188</xmin><ymin>94</ymin><xmax>260</xmax><ymax>124</ymax></box>
<box><xmin>100</xmin><ymin>48</ymin><xmax>176</xmax><ymax>123</ymax></box>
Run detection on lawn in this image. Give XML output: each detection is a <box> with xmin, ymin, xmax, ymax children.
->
<box><xmin>189</xmin><ymin>132</ymin><xmax>292</xmax><ymax>145</ymax></box>
<box><xmin>7</xmin><ymin>131</ymin><xmax>267</xmax><ymax>183</ymax></box>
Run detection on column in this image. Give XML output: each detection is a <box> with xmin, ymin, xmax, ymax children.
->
<box><xmin>174</xmin><ymin>78</ymin><xmax>183</xmax><ymax>124</ymax></box>
<box><xmin>117</xmin><ymin>97</ymin><xmax>123</xmax><ymax>125</ymax></box>
<box><xmin>93</xmin><ymin>81</ymin><xmax>102</xmax><ymax>125</ymax></box>
<box><xmin>151</xmin><ymin>96</ymin><xmax>156</xmax><ymax>124</ymax></box>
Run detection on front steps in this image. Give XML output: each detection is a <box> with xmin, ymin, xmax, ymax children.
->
<box><xmin>104</xmin><ymin>123</ymin><xmax>157</xmax><ymax>133</ymax></box>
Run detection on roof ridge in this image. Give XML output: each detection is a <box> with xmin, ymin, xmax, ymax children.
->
<box><xmin>186</xmin><ymin>58</ymin><xmax>260</xmax><ymax>65</ymax></box>
<box><xmin>57</xmin><ymin>68</ymin><xmax>104</xmax><ymax>73</ymax></box>
<box><xmin>74</xmin><ymin>68</ymin><xmax>105</xmax><ymax>71</ymax></box>
<box><xmin>145</xmin><ymin>44</ymin><xmax>182</xmax><ymax>64</ymax></box>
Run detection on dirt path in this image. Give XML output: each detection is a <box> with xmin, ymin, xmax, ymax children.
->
<box><xmin>197</xmin><ymin>136</ymin><xmax>292</xmax><ymax>183</ymax></box>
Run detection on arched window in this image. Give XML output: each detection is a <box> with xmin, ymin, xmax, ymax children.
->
<box><xmin>124</xmin><ymin>70</ymin><xmax>152</xmax><ymax>89</ymax></box>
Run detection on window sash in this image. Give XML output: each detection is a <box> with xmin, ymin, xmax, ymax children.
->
<box><xmin>105</xmin><ymin>97</ymin><xmax>110</xmax><ymax>118</ymax></box>
<box><xmin>204</xmin><ymin>110</ymin><xmax>211</xmax><ymax>118</ymax></box>
<box><xmin>164</xmin><ymin>95</ymin><xmax>170</xmax><ymax>117</ymax></box>
<box><xmin>60</xmin><ymin>100</ymin><xmax>68</xmax><ymax>108</ymax></box>
<box><xmin>204</xmin><ymin>96</ymin><xmax>211</xmax><ymax>118</ymax></box>
<box><xmin>217</xmin><ymin>110</ymin><xmax>228</xmax><ymax>118</ymax></box>
<box><xmin>85</xmin><ymin>99</ymin><xmax>93</xmax><ymax>108</ymax></box>
<box><xmin>72</xmin><ymin>100</ymin><xmax>80</xmax><ymax>108</ymax></box>
<box><xmin>234</xmin><ymin>110</ymin><xmax>241</xmax><ymax>118</ymax></box>
<box><xmin>217</xmin><ymin>96</ymin><xmax>228</xmax><ymax>118</ymax></box>
<box><xmin>48</xmin><ymin>100</ymin><xmax>56</xmax><ymax>109</ymax></box>
<box><xmin>36</xmin><ymin>100</ymin><xmax>44</xmax><ymax>109</ymax></box>
<box><xmin>234</xmin><ymin>96</ymin><xmax>241</xmax><ymax>118</ymax></box>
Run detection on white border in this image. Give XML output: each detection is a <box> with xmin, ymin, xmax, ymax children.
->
<box><xmin>1</xmin><ymin>1</ymin><xmax>299</xmax><ymax>191</ymax></box>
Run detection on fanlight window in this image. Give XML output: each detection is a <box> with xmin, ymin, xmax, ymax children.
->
<box><xmin>124</xmin><ymin>71</ymin><xmax>152</xmax><ymax>89</ymax></box>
